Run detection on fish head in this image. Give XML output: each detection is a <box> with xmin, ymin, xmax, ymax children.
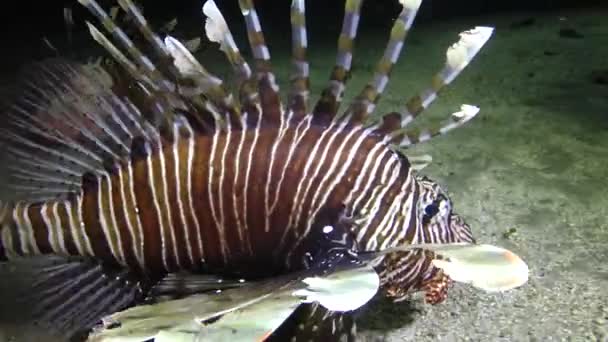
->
<box><xmin>416</xmin><ymin>175</ymin><xmax>475</xmax><ymax>245</ymax></box>
<box><xmin>379</xmin><ymin>175</ymin><xmax>475</xmax><ymax>302</ymax></box>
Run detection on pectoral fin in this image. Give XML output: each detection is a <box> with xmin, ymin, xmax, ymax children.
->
<box><xmin>360</xmin><ymin>242</ymin><xmax>529</xmax><ymax>292</ymax></box>
<box><xmin>86</xmin><ymin>260</ymin><xmax>380</xmax><ymax>342</ymax></box>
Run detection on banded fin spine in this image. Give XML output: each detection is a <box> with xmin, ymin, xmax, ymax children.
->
<box><xmin>237</xmin><ymin>0</ymin><xmax>284</xmax><ymax>124</ymax></box>
<box><xmin>78</xmin><ymin>0</ymin><xmax>174</xmax><ymax>94</ymax></box>
<box><xmin>289</xmin><ymin>0</ymin><xmax>310</xmax><ymax>118</ymax></box>
<box><xmin>390</xmin><ymin>104</ymin><xmax>480</xmax><ymax>148</ymax></box>
<box><xmin>302</xmin><ymin>0</ymin><xmax>492</xmax><ymax>147</ymax></box>
<box><xmin>343</xmin><ymin>0</ymin><xmax>422</xmax><ymax>125</ymax></box>
<box><xmin>312</xmin><ymin>0</ymin><xmax>364</xmax><ymax>124</ymax></box>
<box><xmin>80</xmin><ymin>0</ymin><xmax>239</xmax><ymax>130</ymax></box>
<box><xmin>202</xmin><ymin>0</ymin><xmax>259</xmax><ymax>126</ymax></box>
<box><xmin>203</xmin><ymin>0</ymin><xmax>252</xmax><ymax>86</ymax></box>
<box><xmin>379</xmin><ymin>26</ymin><xmax>494</xmax><ymax>148</ymax></box>
<box><xmin>398</xmin><ymin>26</ymin><xmax>494</xmax><ymax>129</ymax></box>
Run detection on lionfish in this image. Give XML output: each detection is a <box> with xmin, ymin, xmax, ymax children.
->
<box><xmin>0</xmin><ymin>0</ymin><xmax>495</xmax><ymax>340</ymax></box>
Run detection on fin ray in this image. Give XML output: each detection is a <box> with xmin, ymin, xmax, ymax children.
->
<box><xmin>238</xmin><ymin>0</ymin><xmax>284</xmax><ymax>124</ymax></box>
<box><xmin>390</xmin><ymin>104</ymin><xmax>480</xmax><ymax>148</ymax></box>
<box><xmin>289</xmin><ymin>0</ymin><xmax>310</xmax><ymax>117</ymax></box>
<box><xmin>397</xmin><ymin>26</ymin><xmax>493</xmax><ymax>129</ymax></box>
<box><xmin>269</xmin><ymin>304</ymin><xmax>356</xmax><ymax>342</ymax></box>
<box><xmin>0</xmin><ymin>59</ymin><xmax>155</xmax><ymax>202</ymax></box>
<box><xmin>312</xmin><ymin>0</ymin><xmax>363</xmax><ymax>124</ymax></box>
<box><xmin>342</xmin><ymin>0</ymin><xmax>422</xmax><ymax>125</ymax></box>
<box><xmin>370</xmin><ymin>26</ymin><xmax>493</xmax><ymax>146</ymax></box>
<box><xmin>1</xmin><ymin>256</ymin><xmax>147</xmax><ymax>340</ymax></box>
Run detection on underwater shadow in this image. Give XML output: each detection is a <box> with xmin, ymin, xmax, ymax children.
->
<box><xmin>355</xmin><ymin>295</ymin><xmax>421</xmax><ymax>331</ymax></box>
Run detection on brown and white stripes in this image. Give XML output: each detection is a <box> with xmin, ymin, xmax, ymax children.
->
<box><xmin>1</xmin><ymin>114</ymin><xmax>430</xmax><ymax>278</ymax></box>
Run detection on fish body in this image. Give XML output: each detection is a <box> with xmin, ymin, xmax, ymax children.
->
<box><xmin>0</xmin><ymin>0</ymin><xmax>497</xmax><ymax>339</ymax></box>
<box><xmin>2</xmin><ymin>119</ymin><xmax>407</xmax><ymax>276</ymax></box>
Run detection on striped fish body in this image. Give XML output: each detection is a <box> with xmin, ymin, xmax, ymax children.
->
<box><xmin>0</xmin><ymin>0</ymin><xmax>494</xmax><ymax>339</ymax></box>
<box><xmin>3</xmin><ymin>117</ymin><xmax>412</xmax><ymax>277</ymax></box>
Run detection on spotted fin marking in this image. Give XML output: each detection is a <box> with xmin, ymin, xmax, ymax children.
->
<box><xmin>313</xmin><ymin>0</ymin><xmax>364</xmax><ymax>124</ymax></box>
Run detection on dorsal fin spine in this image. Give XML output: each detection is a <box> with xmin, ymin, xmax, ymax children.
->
<box><xmin>123</xmin><ymin>0</ymin><xmax>242</xmax><ymax>129</ymax></box>
<box><xmin>343</xmin><ymin>0</ymin><xmax>421</xmax><ymax>125</ymax></box>
<box><xmin>289</xmin><ymin>0</ymin><xmax>310</xmax><ymax>118</ymax></box>
<box><xmin>78</xmin><ymin>0</ymin><xmax>171</xmax><ymax>92</ymax></box>
<box><xmin>203</xmin><ymin>0</ymin><xmax>252</xmax><ymax>84</ymax></box>
<box><xmin>116</xmin><ymin>0</ymin><xmax>171</xmax><ymax>59</ymax></box>
<box><xmin>82</xmin><ymin>0</ymin><xmax>234</xmax><ymax>132</ymax></box>
<box><xmin>390</xmin><ymin>104</ymin><xmax>480</xmax><ymax>148</ymax></box>
<box><xmin>202</xmin><ymin>0</ymin><xmax>255</xmax><ymax>124</ymax></box>
<box><xmin>85</xmin><ymin>21</ymin><xmax>154</xmax><ymax>89</ymax></box>
<box><xmin>312</xmin><ymin>0</ymin><xmax>363</xmax><ymax>124</ymax></box>
<box><xmin>377</xmin><ymin>27</ymin><xmax>493</xmax><ymax>147</ymax></box>
<box><xmin>237</xmin><ymin>0</ymin><xmax>284</xmax><ymax>125</ymax></box>
<box><xmin>397</xmin><ymin>27</ymin><xmax>493</xmax><ymax>130</ymax></box>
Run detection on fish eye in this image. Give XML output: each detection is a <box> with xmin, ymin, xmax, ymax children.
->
<box><xmin>424</xmin><ymin>203</ymin><xmax>440</xmax><ymax>217</ymax></box>
<box><xmin>422</xmin><ymin>197</ymin><xmax>442</xmax><ymax>225</ymax></box>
